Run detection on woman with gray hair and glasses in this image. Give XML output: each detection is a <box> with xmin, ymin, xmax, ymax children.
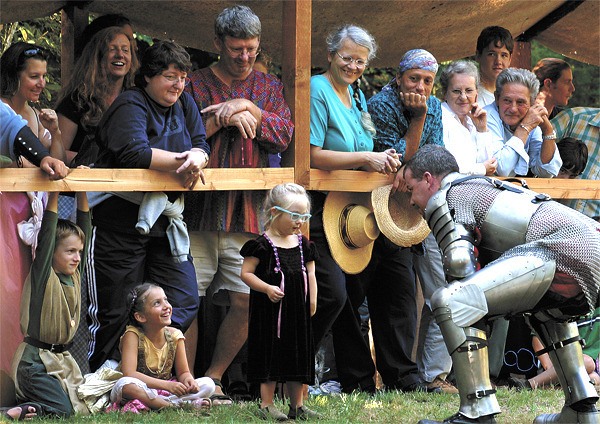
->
<box><xmin>484</xmin><ymin>67</ymin><xmax>562</xmax><ymax>177</ymax></box>
<box><xmin>439</xmin><ymin>60</ymin><xmax>497</xmax><ymax>176</ymax></box>
<box><xmin>308</xmin><ymin>24</ymin><xmax>401</xmax><ymax>395</ymax></box>
<box><xmin>310</xmin><ymin>24</ymin><xmax>399</xmax><ymax>173</ymax></box>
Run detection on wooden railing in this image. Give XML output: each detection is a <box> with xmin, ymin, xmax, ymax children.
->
<box><xmin>2</xmin><ymin>168</ymin><xmax>599</xmax><ymax>200</ymax></box>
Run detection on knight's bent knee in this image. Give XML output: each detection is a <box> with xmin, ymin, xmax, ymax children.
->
<box><xmin>431</xmin><ymin>285</ymin><xmax>452</xmax><ymax>311</ymax></box>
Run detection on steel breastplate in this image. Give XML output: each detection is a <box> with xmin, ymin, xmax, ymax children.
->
<box><xmin>478</xmin><ymin>189</ymin><xmax>542</xmax><ymax>263</ymax></box>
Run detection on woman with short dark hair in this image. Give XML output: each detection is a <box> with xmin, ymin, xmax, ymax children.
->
<box><xmin>87</xmin><ymin>40</ymin><xmax>210</xmax><ymax>372</ymax></box>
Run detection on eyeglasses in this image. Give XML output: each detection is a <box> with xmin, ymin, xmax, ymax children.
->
<box><xmin>224</xmin><ymin>45</ymin><xmax>261</xmax><ymax>58</ymax></box>
<box><xmin>273</xmin><ymin>206</ymin><xmax>312</xmax><ymax>222</ymax></box>
<box><xmin>161</xmin><ymin>73</ymin><xmax>191</xmax><ymax>86</ymax></box>
<box><xmin>449</xmin><ymin>88</ymin><xmax>476</xmax><ymax>98</ymax></box>
<box><xmin>335</xmin><ymin>51</ymin><xmax>368</xmax><ymax>68</ymax></box>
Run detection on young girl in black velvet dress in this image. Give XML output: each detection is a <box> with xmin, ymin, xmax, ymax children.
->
<box><xmin>241</xmin><ymin>183</ymin><xmax>319</xmax><ymax>421</ymax></box>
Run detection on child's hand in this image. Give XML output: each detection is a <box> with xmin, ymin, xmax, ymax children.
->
<box><xmin>183</xmin><ymin>376</ymin><xmax>199</xmax><ymax>393</ymax></box>
<box><xmin>310</xmin><ymin>299</ymin><xmax>317</xmax><ymax>317</ymax></box>
<box><xmin>265</xmin><ymin>285</ymin><xmax>285</xmax><ymax>303</ymax></box>
<box><xmin>167</xmin><ymin>380</ymin><xmax>188</xmax><ymax>397</ymax></box>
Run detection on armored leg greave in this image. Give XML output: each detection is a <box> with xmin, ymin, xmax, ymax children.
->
<box><xmin>527</xmin><ymin>317</ymin><xmax>599</xmax><ymax>424</ymax></box>
<box><xmin>433</xmin><ymin>294</ymin><xmax>500</xmax><ymax>419</ymax></box>
<box><xmin>431</xmin><ymin>257</ymin><xmax>556</xmax><ymax>419</ymax></box>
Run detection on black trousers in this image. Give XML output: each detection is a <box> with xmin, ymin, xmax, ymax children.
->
<box><xmin>87</xmin><ymin>226</ymin><xmax>199</xmax><ymax>371</ymax></box>
<box><xmin>309</xmin><ymin>192</ymin><xmax>376</xmax><ymax>391</ymax></box>
<box><xmin>356</xmin><ymin>235</ymin><xmax>420</xmax><ymax>388</ymax></box>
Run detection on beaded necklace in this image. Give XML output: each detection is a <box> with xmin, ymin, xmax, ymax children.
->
<box><xmin>263</xmin><ymin>232</ymin><xmax>308</xmax><ymax>338</ymax></box>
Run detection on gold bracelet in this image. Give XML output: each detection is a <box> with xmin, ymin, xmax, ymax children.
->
<box><xmin>519</xmin><ymin>123</ymin><xmax>531</xmax><ymax>133</ymax></box>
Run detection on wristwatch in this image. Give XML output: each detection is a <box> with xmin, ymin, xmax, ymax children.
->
<box><xmin>542</xmin><ymin>131</ymin><xmax>557</xmax><ymax>141</ymax></box>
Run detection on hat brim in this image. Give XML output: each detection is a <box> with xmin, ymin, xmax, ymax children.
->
<box><xmin>371</xmin><ymin>185</ymin><xmax>430</xmax><ymax>247</ymax></box>
<box><xmin>323</xmin><ymin>192</ymin><xmax>377</xmax><ymax>274</ymax></box>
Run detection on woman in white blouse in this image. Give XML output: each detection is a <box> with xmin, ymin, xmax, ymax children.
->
<box><xmin>440</xmin><ymin>60</ymin><xmax>497</xmax><ymax>175</ymax></box>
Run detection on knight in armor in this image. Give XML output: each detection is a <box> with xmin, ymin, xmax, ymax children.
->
<box><xmin>398</xmin><ymin>145</ymin><xmax>599</xmax><ymax>424</ymax></box>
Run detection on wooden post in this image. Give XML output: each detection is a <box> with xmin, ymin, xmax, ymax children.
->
<box><xmin>511</xmin><ymin>40</ymin><xmax>532</xmax><ymax>70</ymax></box>
<box><xmin>60</xmin><ymin>4</ymin><xmax>88</xmax><ymax>85</ymax></box>
<box><xmin>281</xmin><ymin>0</ymin><xmax>312</xmax><ymax>188</ymax></box>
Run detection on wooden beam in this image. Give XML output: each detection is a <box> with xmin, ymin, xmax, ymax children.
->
<box><xmin>309</xmin><ymin>169</ymin><xmax>394</xmax><ymax>192</ymax></box>
<box><xmin>2</xmin><ymin>168</ymin><xmax>599</xmax><ymax>199</ymax></box>
<box><xmin>511</xmin><ymin>40</ymin><xmax>532</xmax><ymax>70</ymax></box>
<box><xmin>308</xmin><ymin>169</ymin><xmax>600</xmax><ymax>199</ymax></box>
<box><xmin>60</xmin><ymin>4</ymin><xmax>88</xmax><ymax>85</ymax></box>
<box><xmin>516</xmin><ymin>0</ymin><xmax>585</xmax><ymax>42</ymax></box>
<box><xmin>510</xmin><ymin>177</ymin><xmax>600</xmax><ymax>200</ymax></box>
<box><xmin>281</xmin><ymin>0</ymin><xmax>311</xmax><ymax>188</ymax></box>
<box><xmin>0</xmin><ymin>168</ymin><xmax>294</xmax><ymax>192</ymax></box>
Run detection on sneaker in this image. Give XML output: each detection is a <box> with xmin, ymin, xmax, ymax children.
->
<box><xmin>258</xmin><ymin>404</ymin><xmax>288</xmax><ymax>421</ymax></box>
<box><xmin>506</xmin><ymin>376</ymin><xmax>532</xmax><ymax>391</ymax></box>
<box><xmin>288</xmin><ymin>405</ymin><xmax>321</xmax><ymax>420</ymax></box>
<box><xmin>426</xmin><ymin>377</ymin><xmax>459</xmax><ymax>394</ymax></box>
<box><xmin>396</xmin><ymin>382</ymin><xmax>434</xmax><ymax>393</ymax></box>
<box><xmin>319</xmin><ymin>380</ymin><xmax>342</xmax><ymax>395</ymax></box>
<box><xmin>189</xmin><ymin>398</ymin><xmax>211</xmax><ymax>411</ymax></box>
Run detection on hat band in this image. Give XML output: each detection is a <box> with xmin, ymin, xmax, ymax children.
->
<box><xmin>340</xmin><ymin>204</ymin><xmax>359</xmax><ymax>249</ymax></box>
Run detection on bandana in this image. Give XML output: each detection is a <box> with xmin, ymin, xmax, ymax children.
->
<box><xmin>398</xmin><ymin>49</ymin><xmax>438</xmax><ymax>74</ymax></box>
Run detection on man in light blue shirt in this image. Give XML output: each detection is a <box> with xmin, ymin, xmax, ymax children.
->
<box><xmin>485</xmin><ymin>68</ymin><xmax>562</xmax><ymax>177</ymax></box>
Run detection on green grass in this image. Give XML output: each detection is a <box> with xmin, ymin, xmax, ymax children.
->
<box><xmin>2</xmin><ymin>387</ymin><xmax>565</xmax><ymax>423</ymax></box>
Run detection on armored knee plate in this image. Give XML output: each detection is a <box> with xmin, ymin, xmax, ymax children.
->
<box><xmin>533</xmin><ymin>406</ymin><xmax>600</xmax><ymax>424</ymax></box>
<box><xmin>431</xmin><ymin>256</ymin><xmax>555</xmax><ymax>336</ymax></box>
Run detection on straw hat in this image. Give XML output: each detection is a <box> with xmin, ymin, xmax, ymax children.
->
<box><xmin>371</xmin><ymin>184</ymin><xmax>430</xmax><ymax>247</ymax></box>
<box><xmin>323</xmin><ymin>192</ymin><xmax>380</xmax><ymax>274</ymax></box>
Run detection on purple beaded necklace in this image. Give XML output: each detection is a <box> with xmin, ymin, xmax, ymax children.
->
<box><xmin>263</xmin><ymin>232</ymin><xmax>308</xmax><ymax>338</ymax></box>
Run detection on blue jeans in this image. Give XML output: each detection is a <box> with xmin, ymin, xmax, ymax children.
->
<box><xmin>413</xmin><ymin>233</ymin><xmax>453</xmax><ymax>383</ymax></box>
